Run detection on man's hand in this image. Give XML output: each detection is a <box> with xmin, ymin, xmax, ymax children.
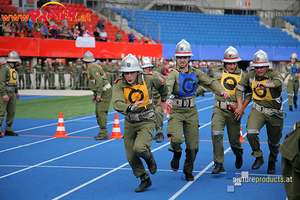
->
<box><xmin>154</xmin><ymin>100</ymin><xmax>168</xmax><ymax>116</ymax></box>
<box><xmin>91</xmin><ymin>96</ymin><xmax>96</xmax><ymax>103</ymax></box>
<box><xmin>295</xmin><ymin>73</ymin><xmax>299</xmax><ymax>78</ymax></box>
<box><xmin>96</xmin><ymin>95</ymin><xmax>102</xmax><ymax>102</ymax></box>
<box><xmin>254</xmin><ymin>82</ymin><xmax>267</xmax><ymax>91</ymax></box>
<box><xmin>132</xmin><ymin>101</ymin><xmax>144</xmax><ymax>111</ymax></box>
<box><xmin>220</xmin><ymin>91</ymin><xmax>230</xmax><ymax>99</ymax></box>
<box><xmin>15</xmin><ymin>93</ymin><xmax>20</xmax><ymax>100</ymax></box>
<box><xmin>234</xmin><ymin>106</ymin><xmax>244</xmax><ymax>121</ymax></box>
<box><xmin>3</xmin><ymin>95</ymin><xmax>9</xmax><ymax>102</ymax></box>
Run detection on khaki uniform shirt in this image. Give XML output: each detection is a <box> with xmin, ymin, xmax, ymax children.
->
<box><xmin>57</xmin><ymin>64</ymin><xmax>66</xmax><ymax>73</ymax></box>
<box><xmin>167</xmin><ymin>64</ymin><xmax>224</xmax><ymax>99</ymax></box>
<box><xmin>0</xmin><ymin>63</ymin><xmax>18</xmax><ymax>95</ymax></box>
<box><xmin>87</xmin><ymin>62</ymin><xmax>110</xmax><ymax>96</ymax></box>
<box><xmin>236</xmin><ymin>69</ymin><xmax>284</xmax><ymax>110</ymax></box>
<box><xmin>285</xmin><ymin>62</ymin><xmax>299</xmax><ymax>82</ymax></box>
<box><xmin>33</xmin><ymin>63</ymin><xmax>42</xmax><ymax>72</ymax></box>
<box><xmin>112</xmin><ymin>71</ymin><xmax>168</xmax><ymax>116</ymax></box>
<box><xmin>213</xmin><ymin>65</ymin><xmax>252</xmax><ymax>103</ymax></box>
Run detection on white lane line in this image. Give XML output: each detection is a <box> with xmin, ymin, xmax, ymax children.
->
<box><xmin>0</xmin><ymin>119</ymin><xmax>124</xmax><ymax>154</ymax></box>
<box><xmin>0</xmin><ymin>139</ymin><xmax>114</xmax><ymax>180</ymax></box>
<box><xmin>169</xmin><ymin>146</ymin><xmax>232</xmax><ymax>200</ymax></box>
<box><xmin>52</xmin><ymin>142</ymin><xmax>170</xmax><ymax>200</ymax></box>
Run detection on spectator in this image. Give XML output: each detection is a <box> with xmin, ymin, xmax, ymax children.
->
<box><xmin>99</xmin><ymin>27</ymin><xmax>107</xmax><ymax>42</ymax></box>
<box><xmin>77</xmin><ymin>20</ymin><xmax>84</xmax><ymax>36</ymax></box>
<box><xmin>4</xmin><ymin>22</ymin><xmax>11</xmax><ymax>36</ymax></box>
<box><xmin>96</xmin><ymin>17</ymin><xmax>105</xmax><ymax>30</ymax></box>
<box><xmin>128</xmin><ymin>31</ymin><xmax>135</xmax><ymax>43</ymax></box>
<box><xmin>148</xmin><ymin>36</ymin><xmax>156</xmax><ymax>44</ymax></box>
<box><xmin>93</xmin><ymin>27</ymin><xmax>100</xmax><ymax>41</ymax></box>
<box><xmin>83</xmin><ymin>28</ymin><xmax>90</xmax><ymax>37</ymax></box>
<box><xmin>61</xmin><ymin>26</ymin><xmax>69</xmax><ymax>40</ymax></box>
<box><xmin>70</xmin><ymin>25</ymin><xmax>75</xmax><ymax>33</ymax></box>
<box><xmin>68</xmin><ymin>29</ymin><xmax>73</xmax><ymax>40</ymax></box>
<box><xmin>140</xmin><ymin>36</ymin><xmax>146</xmax><ymax>43</ymax></box>
<box><xmin>49</xmin><ymin>27</ymin><xmax>57</xmax><ymax>39</ymax></box>
<box><xmin>56</xmin><ymin>27</ymin><xmax>63</xmax><ymax>39</ymax></box>
<box><xmin>115</xmin><ymin>29</ymin><xmax>122</xmax><ymax>42</ymax></box>
<box><xmin>43</xmin><ymin>26</ymin><xmax>49</xmax><ymax>38</ymax></box>
<box><xmin>0</xmin><ymin>22</ymin><xmax>5</xmax><ymax>36</ymax></box>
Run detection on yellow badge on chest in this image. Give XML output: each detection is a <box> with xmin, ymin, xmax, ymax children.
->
<box><xmin>124</xmin><ymin>81</ymin><xmax>150</xmax><ymax>107</ymax></box>
<box><xmin>9</xmin><ymin>68</ymin><xmax>18</xmax><ymax>84</ymax></box>
<box><xmin>251</xmin><ymin>80</ymin><xmax>273</xmax><ymax>101</ymax></box>
<box><xmin>220</xmin><ymin>73</ymin><xmax>241</xmax><ymax>95</ymax></box>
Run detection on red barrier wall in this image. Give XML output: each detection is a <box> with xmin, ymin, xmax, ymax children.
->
<box><xmin>0</xmin><ymin>37</ymin><xmax>163</xmax><ymax>59</ymax></box>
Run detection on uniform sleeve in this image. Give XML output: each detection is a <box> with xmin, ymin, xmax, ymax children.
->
<box><xmin>271</xmin><ymin>70</ymin><xmax>284</xmax><ymax>88</ymax></box>
<box><xmin>112</xmin><ymin>81</ymin><xmax>129</xmax><ymax>115</ymax></box>
<box><xmin>236</xmin><ymin>72</ymin><xmax>250</xmax><ymax>98</ymax></box>
<box><xmin>196</xmin><ymin>69</ymin><xmax>225</xmax><ymax>94</ymax></box>
<box><xmin>166</xmin><ymin>70</ymin><xmax>177</xmax><ymax>96</ymax></box>
<box><xmin>90</xmin><ymin>66</ymin><xmax>104</xmax><ymax>96</ymax></box>
<box><xmin>241</xmin><ymin>72</ymin><xmax>252</xmax><ymax>101</ymax></box>
<box><xmin>0</xmin><ymin>66</ymin><xmax>7</xmax><ymax>96</ymax></box>
<box><xmin>152</xmin><ymin>73</ymin><xmax>168</xmax><ymax>100</ymax></box>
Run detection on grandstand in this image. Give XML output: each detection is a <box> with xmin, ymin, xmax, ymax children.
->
<box><xmin>0</xmin><ymin>0</ymin><xmax>300</xmax><ymax>62</ymax></box>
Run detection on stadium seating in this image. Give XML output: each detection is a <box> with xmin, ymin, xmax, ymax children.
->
<box><xmin>108</xmin><ymin>8</ymin><xmax>300</xmax><ymax>47</ymax></box>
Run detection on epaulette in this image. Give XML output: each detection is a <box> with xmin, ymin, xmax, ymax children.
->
<box><xmin>168</xmin><ymin>69</ymin><xmax>173</xmax><ymax>72</ymax></box>
<box><xmin>91</xmin><ymin>64</ymin><xmax>94</xmax><ymax>67</ymax></box>
<box><xmin>270</xmin><ymin>69</ymin><xmax>274</xmax><ymax>71</ymax></box>
<box><xmin>114</xmin><ymin>78</ymin><xmax>119</xmax><ymax>84</ymax></box>
<box><xmin>250</xmin><ymin>68</ymin><xmax>254</xmax><ymax>71</ymax></box>
<box><xmin>148</xmin><ymin>71</ymin><xmax>153</xmax><ymax>75</ymax></box>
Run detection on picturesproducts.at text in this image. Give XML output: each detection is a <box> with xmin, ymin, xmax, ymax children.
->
<box><xmin>233</xmin><ymin>176</ymin><xmax>293</xmax><ymax>184</ymax></box>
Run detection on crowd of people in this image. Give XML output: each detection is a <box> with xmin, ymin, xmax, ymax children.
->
<box><xmin>0</xmin><ymin>40</ymin><xmax>299</xmax><ymax>198</ymax></box>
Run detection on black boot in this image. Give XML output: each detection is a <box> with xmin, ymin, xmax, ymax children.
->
<box><xmin>156</xmin><ymin>133</ymin><xmax>164</xmax><ymax>143</ymax></box>
<box><xmin>171</xmin><ymin>152</ymin><xmax>182</xmax><ymax>171</ymax></box>
<box><xmin>267</xmin><ymin>161</ymin><xmax>276</xmax><ymax>174</ymax></box>
<box><xmin>94</xmin><ymin>135</ymin><xmax>108</xmax><ymax>141</ymax></box>
<box><xmin>153</xmin><ymin>134</ymin><xmax>158</xmax><ymax>140</ymax></box>
<box><xmin>294</xmin><ymin>102</ymin><xmax>298</xmax><ymax>109</ymax></box>
<box><xmin>212</xmin><ymin>163</ymin><xmax>225</xmax><ymax>174</ymax></box>
<box><xmin>135</xmin><ymin>178</ymin><xmax>152</xmax><ymax>193</ymax></box>
<box><xmin>252</xmin><ymin>156</ymin><xmax>264</xmax><ymax>169</ymax></box>
<box><xmin>235</xmin><ymin>156</ymin><xmax>243</xmax><ymax>169</ymax></box>
<box><xmin>289</xmin><ymin>106</ymin><xmax>293</xmax><ymax>111</ymax></box>
<box><xmin>5</xmin><ymin>130</ymin><xmax>18</xmax><ymax>136</ymax></box>
<box><xmin>144</xmin><ymin>153</ymin><xmax>157</xmax><ymax>174</ymax></box>
<box><xmin>183</xmin><ymin>168</ymin><xmax>194</xmax><ymax>181</ymax></box>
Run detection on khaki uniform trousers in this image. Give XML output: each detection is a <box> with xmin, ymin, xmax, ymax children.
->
<box><xmin>95</xmin><ymin>88</ymin><xmax>112</xmax><ymax>137</ymax></box>
<box><xmin>167</xmin><ymin>106</ymin><xmax>199</xmax><ymax>174</ymax></box>
<box><xmin>123</xmin><ymin>118</ymin><xmax>155</xmax><ymax>181</ymax></box>
<box><xmin>0</xmin><ymin>91</ymin><xmax>16</xmax><ymax>133</ymax></box>
<box><xmin>287</xmin><ymin>79</ymin><xmax>299</xmax><ymax>107</ymax></box>
<box><xmin>153</xmin><ymin>97</ymin><xmax>164</xmax><ymax>134</ymax></box>
<box><xmin>211</xmin><ymin>106</ymin><xmax>243</xmax><ymax>163</ymax></box>
<box><xmin>246</xmin><ymin>108</ymin><xmax>283</xmax><ymax>162</ymax></box>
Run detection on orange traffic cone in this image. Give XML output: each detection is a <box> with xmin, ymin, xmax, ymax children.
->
<box><xmin>53</xmin><ymin>112</ymin><xmax>69</xmax><ymax>138</ymax></box>
<box><xmin>109</xmin><ymin>113</ymin><xmax>123</xmax><ymax>139</ymax></box>
<box><xmin>240</xmin><ymin>127</ymin><xmax>246</xmax><ymax>143</ymax></box>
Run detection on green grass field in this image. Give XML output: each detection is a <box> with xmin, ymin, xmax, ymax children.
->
<box><xmin>15</xmin><ymin>95</ymin><xmax>114</xmax><ymax>119</ymax></box>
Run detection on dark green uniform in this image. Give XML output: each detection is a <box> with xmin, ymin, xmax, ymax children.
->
<box><xmin>32</xmin><ymin>62</ymin><xmax>42</xmax><ymax>89</ymax></box>
<box><xmin>88</xmin><ymin>62</ymin><xmax>112</xmax><ymax>137</ymax></box>
<box><xmin>285</xmin><ymin>62</ymin><xmax>299</xmax><ymax>108</ymax></box>
<box><xmin>82</xmin><ymin>64</ymin><xmax>88</xmax><ymax>89</ymax></box>
<box><xmin>0</xmin><ymin>63</ymin><xmax>18</xmax><ymax>133</ymax></box>
<box><xmin>211</xmin><ymin>65</ymin><xmax>251</xmax><ymax>164</ymax></box>
<box><xmin>75</xmin><ymin>63</ymin><xmax>83</xmax><ymax>89</ymax></box>
<box><xmin>24</xmin><ymin>63</ymin><xmax>32</xmax><ymax>89</ymax></box>
<box><xmin>43</xmin><ymin>63</ymin><xmax>50</xmax><ymax>89</ymax></box>
<box><xmin>166</xmin><ymin>64</ymin><xmax>225</xmax><ymax>174</ymax></box>
<box><xmin>57</xmin><ymin>63</ymin><xmax>66</xmax><ymax>89</ymax></box>
<box><xmin>112</xmin><ymin>72</ymin><xmax>168</xmax><ymax>181</ymax></box>
<box><xmin>236</xmin><ymin>69</ymin><xmax>284</xmax><ymax>163</ymax></box>
<box><xmin>16</xmin><ymin>63</ymin><xmax>24</xmax><ymax>89</ymax></box>
<box><xmin>49</xmin><ymin>64</ymin><xmax>55</xmax><ymax>89</ymax></box>
<box><xmin>150</xmin><ymin>70</ymin><xmax>165</xmax><ymax>139</ymax></box>
<box><xmin>67</xmin><ymin>64</ymin><xmax>75</xmax><ymax>88</ymax></box>
<box><xmin>279</xmin><ymin>120</ymin><xmax>300</xmax><ymax>200</ymax></box>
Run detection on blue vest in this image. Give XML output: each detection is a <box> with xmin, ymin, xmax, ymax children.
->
<box><xmin>178</xmin><ymin>72</ymin><xmax>197</xmax><ymax>97</ymax></box>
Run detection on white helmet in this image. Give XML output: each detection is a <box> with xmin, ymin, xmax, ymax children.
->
<box><xmin>83</xmin><ymin>51</ymin><xmax>95</xmax><ymax>62</ymax></box>
<box><xmin>252</xmin><ymin>50</ymin><xmax>271</xmax><ymax>67</ymax></box>
<box><xmin>6</xmin><ymin>51</ymin><xmax>21</xmax><ymax>62</ymax></box>
<box><xmin>221</xmin><ymin>46</ymin><xmax>242</xmax><ymax>63</ymax></box>
<box><xmin>119</xmin><ymin>53</ymin><xmax>142</xmax><ymax>72</ymax></box>
<box><xmin>291</xmin><ymin>53</ymin><xmax>297</xmax><ymax>60</ymax></box>
<box><xmin>174</xmin><ymin>39</ymin><xmax>194</xmax><ymax>57</ymax></box>
<box><xmin>140</xmin><ymin>57</ymin><xmax>153</xmax><ymax>69</ymax></box>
